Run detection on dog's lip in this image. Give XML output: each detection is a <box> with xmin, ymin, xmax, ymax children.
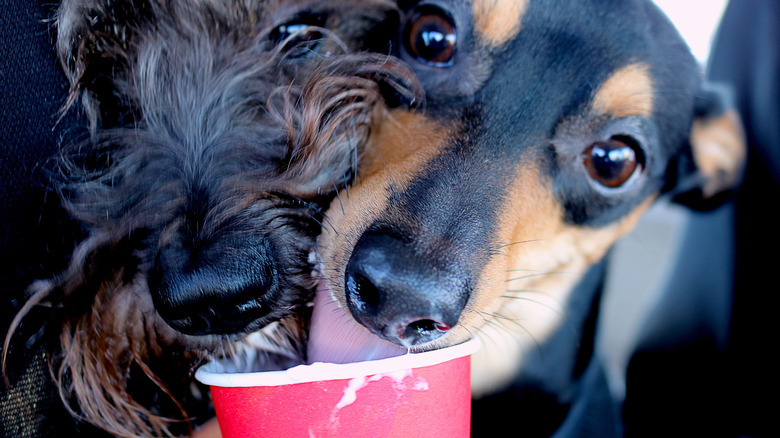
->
<box><xmin>307</xmin><ymin>278</ymin><xmax>407</xmax><ymax>364</ymax></box>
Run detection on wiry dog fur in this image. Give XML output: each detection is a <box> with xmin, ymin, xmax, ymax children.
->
<box><xmin>3</xmin><ymin>0</ymin><xmax>421</xmax><ymax>436</ymax></box>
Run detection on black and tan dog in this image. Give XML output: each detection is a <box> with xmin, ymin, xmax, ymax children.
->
<box><xmin>315</xmin><ymin>0</ymin><xmax>744</xmax><ymax>435</ymax></box>
<box><xmin>5</xmin><ymin>0</ymin><xmax>743</xmax><ymax>436</ymax></box>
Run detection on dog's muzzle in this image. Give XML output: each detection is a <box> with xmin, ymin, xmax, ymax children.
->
<box><xmin>344</xmin><ymin>230</ymin><xmax>470</xmax><ymax>348</ymax></box>
<box><xmin>149</xmin><ymin>234</ymin><xmax>283</xmax><ymax>336</ymax></box>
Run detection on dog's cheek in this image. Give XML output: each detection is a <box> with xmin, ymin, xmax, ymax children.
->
<box><xmin>460</xmin><ymin>160</ymin><xmax>655</xmax><ymax>396</ymax></box>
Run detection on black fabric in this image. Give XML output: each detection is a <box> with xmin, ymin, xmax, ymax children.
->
<box><xmin>0</xmin><ymin>1</ymin><xmax>83</xmax><ymax>306</ymax></box>
<box><xmin>1</xmin><ymin>1</ymin><xmax>92</xmax><ymax>436</ymax></box>
<box><xmin>552</xmin><ymin>358</ymin><xmax>622</xmax><ymax>438</ymax></box>
<box><xmin>623</xmin><ymin>1</ymin><xmax>780</xmax><ymax>436</ymax></box>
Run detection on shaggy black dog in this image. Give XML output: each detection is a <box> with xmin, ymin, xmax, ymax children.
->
<box><xmin>3</xmin><ymin>0</ymin><xmax>418</xmax><ymax>436</ymax></box>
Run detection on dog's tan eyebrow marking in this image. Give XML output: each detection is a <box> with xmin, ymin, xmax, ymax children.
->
<box><xmin>361</xmin><ymin>109</ymin><xmax>452</xmax><ymax>185</ymax></box>
<box><xmin>592</xmin><ymin>62</ymin><xmax>655</xmax><ymax>118</ymax></box>
<box><xmin>472</xmin><ymin>0</ymin><xmax>529</xmax><ymax>47</ymax></box>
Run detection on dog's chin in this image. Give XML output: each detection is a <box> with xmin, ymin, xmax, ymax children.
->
<box><xmin>163</xmin><ymin>307</ymin><xmax>309</xmax><ymax>373</ymax></box>
<box><xmin>212</xmin><ymin>317</ymin><xmax>309</xmax><ymax>372</ymax></box>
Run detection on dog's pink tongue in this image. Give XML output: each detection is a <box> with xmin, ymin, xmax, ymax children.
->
<box><xmin>307</xmin><ymin>280</ymin><xmax>406</xmax><ymax>364</ymax></box>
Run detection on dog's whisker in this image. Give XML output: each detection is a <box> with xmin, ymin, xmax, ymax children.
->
<box><xmin>501</xmin><ymin>289</ymin><xmax>550</xmax><ymax>296</ymax></box>
<box><xmin>468</xmin><ymin>313</ymin><xmax>541</xmax><ymax>361</ymax></box>
<box><xmin>497</xmin><ymin>239</ymin><xmax>544</xmax><ymax>249</ymax></box>
<box><xmin>505</xmin><ymin>268</ymin><xmax>553</xmax><ymax>273</ymax></box>
<box><xmin>504</xmin><ymin>271</ymin><xmax>576</xmax><ymax>283</ymax></box>
<box><xmin>500</xmin><ymin>294</ymin><xmax>564</xmax><ymax>316</ymax></box>
<box><xmin>315</xmin><ymin>212</ymin><xmax>340</xmax><ymax>236</ymax></box>
<box><xmin>351</xmin><ymin>146</ymin><xmax>359</xmax><ymax>188</ymax></box>
<box><xmin>463</xmin><ymin>323</ymin><xmax>501</xmax><ymax>352</ymax></box>
<box><xmin>479</xmin><ymin>311</ymin><xmax>543</xmax><ymax>358</ymax></box>
<box><xmin>367</xmin><ymin>148</ymin><xmax>397</xmax><ymax>197</ymax></box>
<box><xmin>342</xmin><ymin>172</ymin><xmax>351</xmax><ymax>199</ymax></box>
<box><xmin>330</xmin><ymin>183</ymin><xmax>347</xmax><ymax>217</ymax></box>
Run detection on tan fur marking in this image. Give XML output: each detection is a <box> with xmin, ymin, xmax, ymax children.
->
<box><xmin>592</xmin><ymin>63</ymin><xmax>655</xmax><ymax>118</ymax></box>
<box><xmin>318</xmin><ymin>110</ymin><xmax>453</xmax><ymax>301</ymax></box>
<box><xmin>454</xmin><ymin>159</ymin><xmax>657</xmax><ymax>396</ymax></box>
<box><xmin>472</xmin><ymin>0</ymin><xmax>529</xmax><ymax>47</ymax></box>
<box><xmin>690</xmin><ymin>109</ymin><xmax>746</xmax><ymax>198</ymax></box>
<box><xmin>359</xmin><ymin>109</ymin><xmax>451</xmax><ymax>181</ymax></box>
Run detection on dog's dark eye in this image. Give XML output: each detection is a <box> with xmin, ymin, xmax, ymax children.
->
<box><xmin>271</xmin><ymin>14</ymin><xmax>325</xmax><ymax>55</ymax></box>
<box><xmin>404</xmin><ymin>6</ymin><xmax>457</xmax><ymax>66</ymax></box>
<box><xmin>582</xmin><ymin>136</ymin><xmax>644</xmax><ymax>188</ymax></box>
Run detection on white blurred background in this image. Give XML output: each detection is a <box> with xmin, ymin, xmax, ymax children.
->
<box><xmin>654</xmin><ymin>0</ymin><xmax>729</xmax><ymax>63</ymax></box>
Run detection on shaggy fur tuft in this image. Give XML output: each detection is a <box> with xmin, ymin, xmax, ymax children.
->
<box><xmin>3</xmin><ymin>0</ymin><xmax>420</xmax><ymax>436</ymax></box>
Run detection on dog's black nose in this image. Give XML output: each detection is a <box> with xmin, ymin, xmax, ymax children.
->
<box><xmin>149</xmin><ymin>237</ymin><xmax>281</xmax><ymax>336</ymax></box>
<box><xmin>344</xmin><ymin>231</ymin><xmax>469</xmax><ymax>347</ymax></box>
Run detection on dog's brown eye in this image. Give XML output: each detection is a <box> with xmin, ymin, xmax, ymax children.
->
<box><xmin>583</xmin><ymin>137</ymin><xmax>644</xmax><ymax>188</ymax></box>
<box><xmin>404</xmin><ymin>6</ymin><xmax>457</xmax><ymax>66</ymax></box>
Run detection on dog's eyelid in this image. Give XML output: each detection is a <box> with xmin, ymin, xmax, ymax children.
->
<box><xmin>274</xmin><ymin>11</ymin><xmax>327</xmax><ymax>27</ymax></box>
<box><xmin>597</xmin><ymin>116</ymin><xmax>652</xmax><ymax>152</ymax></box>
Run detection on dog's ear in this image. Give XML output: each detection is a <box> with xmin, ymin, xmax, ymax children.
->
<box><xmin>668</xmin><ymin>83</ymin><xmax>746</xmax><ymax>210</ymax></box>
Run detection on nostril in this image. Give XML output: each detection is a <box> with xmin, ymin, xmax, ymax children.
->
<box><xmin>402</xmin><ymin>318</ymin><xmax>452</xmax><ymax>345</ymax></box>
<box><xmin>343</xmin><ymin>229</ymin><xmax>471</xmax><ymax>347</ymax></box>
<box><xmin>407</xmin><ymin>319</ymin><xmax>450</xmax><ymax>336</ymax></box>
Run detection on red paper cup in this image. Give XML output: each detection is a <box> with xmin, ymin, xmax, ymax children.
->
<box><xmin>195</xmin><ymin>339</ymin><xmax>479</xmax><ymax>438</ymax></box>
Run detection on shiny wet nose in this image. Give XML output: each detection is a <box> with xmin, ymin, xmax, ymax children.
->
<box><xmin>344</xmin><ymin>231</ymin><xmax>469</xmax><ymax>347</ymax></box>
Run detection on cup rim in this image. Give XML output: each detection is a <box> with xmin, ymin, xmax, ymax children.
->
<box><xmin>195</xmin><ymin>337</ymin><xmax>480</xmax><ymax>388</ymax></box>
